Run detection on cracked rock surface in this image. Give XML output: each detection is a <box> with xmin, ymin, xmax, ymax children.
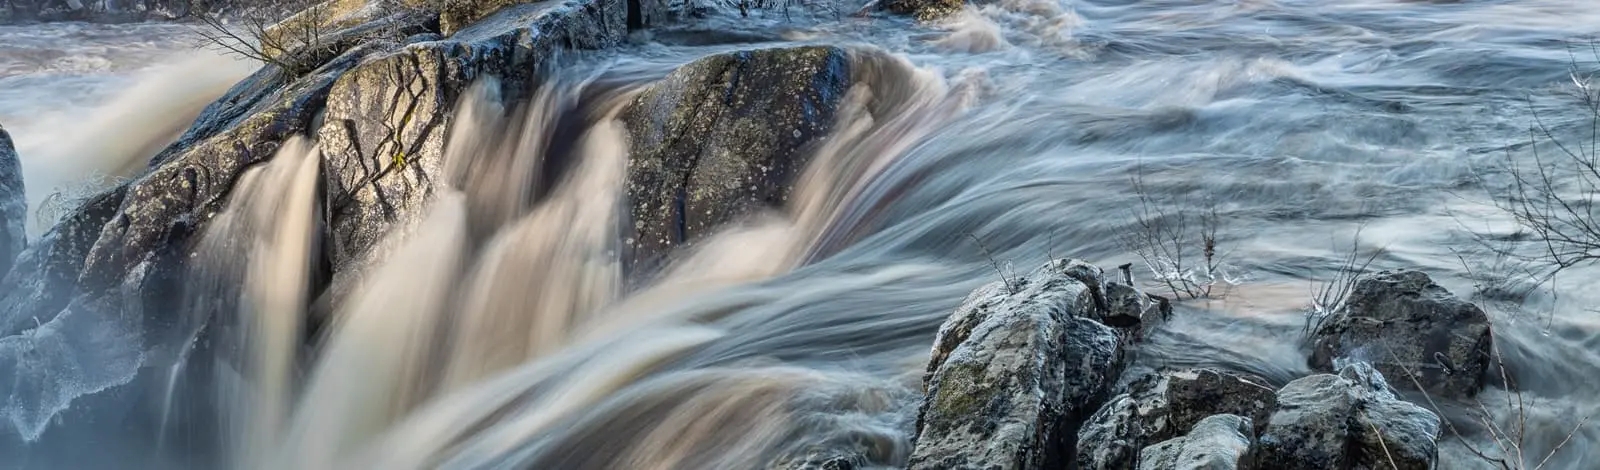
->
<box><xmin>621</xmin><ymin>45</ymin><xmax>852</xmax><ymax>271</ymax></box>
<box><xmin>907</xmin><ymin>259</ymin><xmax>1124</xmax><ymax>470</ymax></box>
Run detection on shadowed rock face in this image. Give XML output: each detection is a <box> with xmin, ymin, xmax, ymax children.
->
<box><xmin>908</xmin><ymin>259</ymin><xmax>1125</xmax><ymax>470</ymax></box>
<box><xmin>1256</xmin><ymin>362</ymin><xmax>1440</xmax><ymax>470</ymax></box>
<box><xmin>0</xmin><ymin>124</ymin><xmax>24</xmax><ymax>279</ymax></box>
<box><xmin>1309</xmin><ymin>270</ymin><xmax>1493</xmax><ymax>399</ymax></box>
<box><xmin>620</xmin><ymin>46</ymin><xmax>852</xmax><ymax>271</ymax></box>
<box><xmin>1077</xmin><ymin>369</ymin><xmax>1276</xmax><ymax>470</ymax></box>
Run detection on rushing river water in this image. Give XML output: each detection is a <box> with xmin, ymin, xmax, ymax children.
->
<box><xmin>5</xmin><ymin>0</ymin><xmax>1600</xmax><ymax>469</ymax></box>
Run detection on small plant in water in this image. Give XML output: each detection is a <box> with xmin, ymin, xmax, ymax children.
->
<box><xmin>1120</xmin><ymin>162</ymin><xmax>1242</xmax><ymax>300</ymax></box>
<box><xmin>1304</xmin><ymin>224</ymin><xmax>1385</xmax><ymax>335</ymax></box>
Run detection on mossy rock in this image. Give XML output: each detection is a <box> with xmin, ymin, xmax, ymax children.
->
<box><xmin>880</xmin><ymin>0</ymin><xmax>963</xmax><ymax>22</ymax></box>
<box><xmin>620</xmin><ymin>46</ymin><xmax>852</xmax><ymax>271</ymax></box>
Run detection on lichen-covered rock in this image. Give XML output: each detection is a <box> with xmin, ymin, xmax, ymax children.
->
<box><xmin>0</xmin><ymin>123</ymin><xmax>26</xmax><ymax>277</ymax></box>
<box><xmin>1138</xmin><ymin>414</ymin><xmax>1254</xmax><ymax>470</ymax></box>
<box><xmin>319</xmin><ymin>0</ymin><xmax>626</xmax><ymax>276</ymax></box>
<box><xmin>908</xmin><ymin>259</ymin><xmax>1124</xmax><ymax>470</ymax></box>
<box><xmin>1256</xmin><ymin>362</ymin><xmax>1440</xmax><ymax>470</ymax></box>
<box><xmin>621</xmin><ymin>46</ymin><xmax>852</xmax><ymax>271</ymax></box>
<box><xmin>1309</xmin><ymin>270</ymin><xmax>1493</xmax><ymax>399</ymax></box>
<box><xmin>1077</xmin><ymin>368</ymin><xmax>1276</xmax><ymax>470</ymax></box>
<box><xmin>879</xmin><ymin>0</ymin><xmax>962</xmax><ymax>21</ymax></box>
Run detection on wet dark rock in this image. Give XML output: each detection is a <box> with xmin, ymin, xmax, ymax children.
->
<box><xmin>0</xmin><ymin>186</ymin><xmax>125</xmax><ymax>334</ymax></box>
<box><xmin>620</xmin><ymin>45</ymin><xmax>852</xmax><ymax>271</ymax></box>
<box><xmin>0</xmin><ymin>123</ymin><xmax>25</xmax><ymax>278</ymax></box>
<box><xmin>1137</xmin><ymin>414</ymin><xmax>1254</xmax><ymax>470</ymax></box>
<box><xmin>1308</xmin><ymin>270</ymin><xmax>1493</xmax><ymax>399</ymax></box>
<box><xmin>1256</xmin><ymin>362</ymin><xmax>1440</xmax><ymax>470</ymax></box>
<box><xmin>1077</xmin><ymin>368</ymin><xmax>1276</xmax><ymax>470</ymax></box>
<box><xmin>769</xmin><ymin>448</ymin><xmax>864</xmax><ymax>470</ymax></box>
<box><xmin>1102</xmin><ymin>280</ymin><xmax>1170</xmax><ymax>336</ymax></box>
<box><xmin>908</xmin><ymin>259</ymin><xmax>1124</xmax><ymax>470</ymax></box>
<box><xmin>879</xmin><ymin>0</ymin><xmax>962</xmax><ymax>21</ymax></box>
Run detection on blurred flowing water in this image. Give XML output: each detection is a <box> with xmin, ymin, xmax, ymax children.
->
<box><xmin>4</xmin><ymin>0</ymin><xmax>1600</xmax><ymax>468</ymax></box>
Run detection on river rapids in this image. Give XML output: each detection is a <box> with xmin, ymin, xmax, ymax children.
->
<box><xmin>2</xmin><ymin>0</ymin><xmax>1600</xmax><ymax>469</ymax></box>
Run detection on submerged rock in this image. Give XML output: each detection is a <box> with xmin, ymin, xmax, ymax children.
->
<box><xmin>621</xmin><ymin>45</ymin><xmax>852</xmax><ymax>270</ymax></box>
<box><xmin>1137</xmin><ymin>414</ymin><xmax>1254</xmax><ymax>470</ymax></box>
<box><xmin>1256</xmin><ymin>362</ymin><xmax>1440</xmax><ymax>470</ymax></box>
<box><xmin>1077</xmin><ymin>368</ymin><xmax>1276</xmax><ymax>470</ymax></box>
<box><xmin>0</xmin><ymin>123</ymin><xmax>24</xmax><ymax>277</ymax></box>
<box><xmin>1308</xmin><ymin>270</ymin><xmax>1493</xmax><ymax>399</ymax></box>
<box><xmin>908</xmin><ymin>259</ymin><xmax>1124</xmax><ymax>470</ymax></box>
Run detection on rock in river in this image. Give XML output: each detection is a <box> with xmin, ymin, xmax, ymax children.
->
<box><xmin>621</xmin><ymin>45</ymin><xmax>852</xmax><ymax>271</ymax></box>
<box><xmin>1077</xmin><ymin>368</ymin><xmax>1276</xmax><ymax>470</ymax></box>
<box><xmin>908</xmin><ymin>259</ymin><xmax>1124</xmax><ymax>470</ymax></box>
<box><xmin>1256</xmin><ymin>362</ymin><xmax>1440</xmax><ymax>470</ymax></box>
<box><xmin>1308</xmin><ymin>270</ymin><xmax>1493</xmax><ymax>399</ymax></box>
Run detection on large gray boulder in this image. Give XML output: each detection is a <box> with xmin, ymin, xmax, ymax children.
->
<box><xmin>907</xmin><ymin>259</ymin><xmax>1124</xmax><ymax>470</ymax></box>
<box><xmin>1138</xmin><ymin>414</ymin><xmax>1254</xmax><ymax>470</ymax></box>
<box><xmin>1077</xmin><ymin>368</ymin><xmax>1276</xmax><ymax>470</ymax></box>
<box><xmin>1309</xmin><ymin>270</ymin><xmax>1493</xmax><ymax>399</ymax></box>
<box><xmin>0</xmin><ymin>123</ymin><xmax>25</xmax><ymax>277</ymax></box>
<box><xmin>621</xmin><ymin>46</ymin><xmax>853</xmax><ymax>272</ymax></box>
<box><xmin>1256</xmin><ymin>362</ymin><xmax>1440</xmax><ymax>470</ymax></box>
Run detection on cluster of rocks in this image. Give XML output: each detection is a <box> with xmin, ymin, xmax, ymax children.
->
<box><xmin>900</xmin><ymin>263</ymin><xmax>1493</xmax><ymax>470</ymax></box>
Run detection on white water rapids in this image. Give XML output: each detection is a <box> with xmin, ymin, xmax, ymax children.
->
<box><xmin>5</xmin><ymin>0</ymin><xmax>1600</xmax><ymax>469</ymax></box>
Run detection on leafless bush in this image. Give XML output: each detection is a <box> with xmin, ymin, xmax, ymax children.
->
<box><xmin>1119</xmin><ymin>164</ymin><xmax>1238</xmax><ymax>300</ymax></box>
<box><xmin>1304</xmin><ymin>225</ymin><xmax>1386</xmax><ymax>335</ymax></box>
<box><xmin>1478</xmin><ymin>41</ymin><xmax>1600</xmax><ymax>280</ymax></box>
<box><xmin>967</xmin><ymin>232</ymin><xmax>1017</xmax><ymax>293</ymax></box>
<box><xmin>1385</xmin><ymin>344</ymin><xmax>1589</xmax><ymax>470</ymax></box>
<box><xmin>194</xmin><ymin>0</ymin><xmax>327</xmax><ymax>73</ymax></box>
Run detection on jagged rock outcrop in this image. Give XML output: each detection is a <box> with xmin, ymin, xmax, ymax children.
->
<box><xmin>621</xmin><ymin>46</ymin><xmax>852</xmax><ymax>270</ymax></box>
<box><xmin>1256</xmin><ymin>362</ymin><xmax>1440</xmax><ymax>470</ymax></box>
<box><xmin>1309</xmin><ymin>270</ymin><xmax>1493</xmax><ymax>399</ymax></box>
<box><xmin>907</xmin><ymin>259</ymin><xmax>1124</xmax><ymax>470</ymax></box>
<box><xmin>0</xmin><ymin>123</ymin><xmax>25</xmax><ymax>278</ymax></box>
<box><xmin>1137</xmin><ymin>414</ymin><xmax>1254</xmax><ymax>470</ymax></box>
<box><xmin>1077</xmin><ymin>368</ymin><xmax>1275</xmax><ymax>470</ymax></box>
